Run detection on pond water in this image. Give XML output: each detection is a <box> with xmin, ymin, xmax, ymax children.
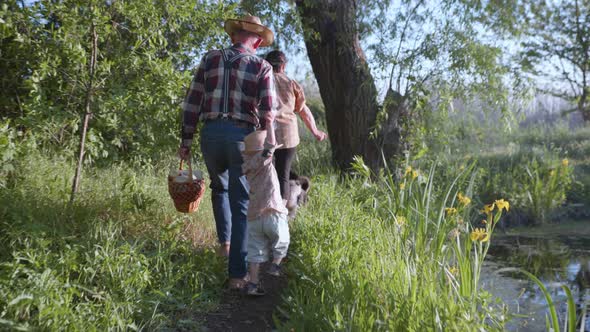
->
<box><xmin>483</xmin><ymin>233</ymin><xmax>590</xmax><ymax>331</ymax></box>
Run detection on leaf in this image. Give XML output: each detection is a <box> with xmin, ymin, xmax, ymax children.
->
<box><xmin>561</xmin><ymin>285</ymin><xmax>576</xmax><ymax>332</ymax></box>
<box><xmin>0</xmin><ymin>318</ymin><xmax>30</xmax><ymax>332</ymax></box>
<box><xmin>497</xmin><ymin>268</ymin><xmax>560</xmax><ymax>332</ymax></box>
<box><xmin>7</xmin><ymin>294</ymin><xmax>34</xmax><ymax>307</ymax></box>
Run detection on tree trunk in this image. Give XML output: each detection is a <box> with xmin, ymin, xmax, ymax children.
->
<box><xmin>295</xmin><ymin>0</ymin><xmax>398</xmax><ymax>172</ymax></box>
<box><xmin>70</xmin><ymin>21</ymin><xmax>98</xmax><ymax>203</ymax></box>
<box><xmin>579</xmin><ymin>88</ymin><xmax>590</xmax><ymax>122</ymax></box>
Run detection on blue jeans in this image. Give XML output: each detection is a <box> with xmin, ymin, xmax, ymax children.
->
<box><xmin>200</xmin><ymin>120</ymin><xmax>254</xmax><ymax>278</ymax></box>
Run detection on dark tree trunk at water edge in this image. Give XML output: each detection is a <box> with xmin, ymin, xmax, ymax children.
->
<box><xmin>295</xmin><ymin>0</ymin><xmax>391</xmax><ymax>172</ymax></box>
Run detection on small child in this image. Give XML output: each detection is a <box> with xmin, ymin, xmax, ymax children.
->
<box><xmin>242</xmin><ymin>130</ymin><xmax>290</xmax><ymax>296</ymax></box>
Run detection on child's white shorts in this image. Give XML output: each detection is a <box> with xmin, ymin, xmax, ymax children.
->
<box><xmin>247</xmin><ymin>212</ymin><xmax>290</xmax><ymax>263</ymax></box>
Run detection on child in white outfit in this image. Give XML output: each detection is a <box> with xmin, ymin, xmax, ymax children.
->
<box><xmin>242</xmin><ymin>130</ymin><xmax>290</xmax><ymax>296</ymax></box>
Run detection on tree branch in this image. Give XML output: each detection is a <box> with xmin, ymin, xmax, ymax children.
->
<box><xmin>389</xmin><ymin>0</ymin><xmax>424</xmax><ymax>91</ymax></box>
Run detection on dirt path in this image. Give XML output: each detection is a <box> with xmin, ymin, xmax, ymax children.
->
<box><xmin>199</xmin><ymin>262</ymin><xmax>288</xmax><ymax>332</ymax></box>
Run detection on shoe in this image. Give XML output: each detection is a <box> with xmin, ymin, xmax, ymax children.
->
<box><xmin>228</xmin><ymin>277</ymin><xmax>247</xmax><ymax>291</ymax></box>
<box><xmin>267</xmin><ymin>263</ymin><xmax>281</xmax><ymax>277</ymax></box>
<box><xmin>245</xmin><ymin>282</ymin><xmax>265</xmax><ymax>296</ymax></box>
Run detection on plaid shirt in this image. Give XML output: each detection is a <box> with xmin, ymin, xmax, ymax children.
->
<box><xmin>181</xmin><ymin>43</ymin><xmax>276</xmax><ymax>147</ymax></box>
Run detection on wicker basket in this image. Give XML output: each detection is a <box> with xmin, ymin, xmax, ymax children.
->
<box><xmin>168</xmin><ymin>160</ymin><xmax>206</xmax><ymax>213</ymax></box>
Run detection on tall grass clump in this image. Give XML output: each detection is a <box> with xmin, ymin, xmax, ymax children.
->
<box><xmin>280</xmin><ymin>158</ymin><xmax>509</xmax><ymax>331</ymax></box>
<box><xmin>430</xmin><ymin>117</ymin><xmax>586</xmax><ymax>223</ymax></box>
<box><xmin>0</xmin><ymin>153</ymin><xmax>224</xmax><ymax>331</ymax></box>
<box><xmin>475</xmin><ymin>148</ymin><xmax>572</xmax><ymax>224</ymax></box>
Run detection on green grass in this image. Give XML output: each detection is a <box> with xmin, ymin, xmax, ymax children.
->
<box><xmin>1</xmin><ymin>120</ymin><xmax>588</xmax><ymax>331</ymax></box>
<box><xmin>278</xmin><ymin>160</ymin><xmax>509</xmax><ymax>331</ymax></box>
<box><xmin>0</xmin><ymin>153</ymin><xmax>225</xmax><ymax>331</ymax></box>
<box><xmin>431</xmin><ymin>123</ymin><xmax>590</xmax><ymax>224</ymax></box>
<box><xmin>503</xmin><ymin>219</ymin><xmax>590</xmax><ymax>237</ymax></box>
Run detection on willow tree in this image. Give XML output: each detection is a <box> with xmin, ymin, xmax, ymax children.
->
<box><xmin>464</xmin><ymin>0</ymin><xmax>590</xmax><ymax>122</ymax></box>
<box><xmin>519</xmin><ymin>0</ymin><xmax>590</xmax><ymax>122</ymax></box>
<box><xmin>239</xmin><ymin>0</ymin><xmax>514</xmax><ymax>172</ymax></box>
<box><xmin>294</xmin><ymin>0</ymin><xmax>386</xmax><ymax>171</ymax></box>
<box><xmin>290</xmin><ymin>0</ymin><xmax>511</xmax><ymax>172</ymax></box>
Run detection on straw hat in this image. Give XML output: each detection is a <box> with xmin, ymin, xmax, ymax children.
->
<box><xmin>244</xmin><ymin>130</ymin><xmax>282</xmax><ymax>152</ymax></box>
<box><xmin>224</xmin><ymin>15</ymin><xmax>274</xmax><ymax>47</ymax></box>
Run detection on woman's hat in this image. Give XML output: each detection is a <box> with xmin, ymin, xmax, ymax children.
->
<box><xmin>224</xmin><ymin>15</ymin><xmax>274</xmax><ymax>47</ymax></box>
<box><xmin>244</xmin><ymin>130</ymin><xmax>282</xmax><ymax>152</ymax></box>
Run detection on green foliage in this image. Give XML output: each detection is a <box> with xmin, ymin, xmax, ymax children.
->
<box><xmin>477</xmin><ymin>149</ymin><xmax>572</xmax><ymax>224</ymax></box>
<box><xmin>0</xmin><ymin>1</ymin><xmax>34</xmax><ymax>120</ymax></box>
<box><xmin>0</xmin><ymin>153</ymin><xmax>224</xmax><ymax>330</ymax></box>
<box><xmin>1</xmin><ymin>0</ymin><xmax>237</xmax><ymax>163</ymax></box>
<box><xmin>0</xmin><ymin>120</ymin><xmax>35</xmax><ymax>189</ymax></box>
<box><xmin>279</xmin><ymin>159</ymin><xmax>509</xmax><ymax>331</ymax></box>
<box><xmin>426</xmin><ymin>110</ymin><xmax>585</xmax><ymax>224</ymax></box>
<box><xmin>511</xmin><ymin>125</ymin><xmax>590</xmax><ymax>210</ymax></box>
<box><xmin>0</xmin><ymin>121</ymin><xmax>18</xmax><ymax>181</ymax></box>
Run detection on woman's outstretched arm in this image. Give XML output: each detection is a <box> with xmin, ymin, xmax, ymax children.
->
<box><xmin>293</xmin><ymin>81</ymin><xmax>327</xmax><ymax>141</ymax></box>
<box><xmin>299</xmin><ymin>106</ymin><xmax>327</xmax><ymax>141</ymax></box>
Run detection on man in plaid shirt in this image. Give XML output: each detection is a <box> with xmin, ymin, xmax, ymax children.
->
<box><xmin>178</xmin><ymin>15</ymin><xmax>277</xmax><ymax>290</ymax></box>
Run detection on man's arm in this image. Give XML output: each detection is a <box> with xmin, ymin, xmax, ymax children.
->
<box><xmin>257</xmin><ymin>63</ymin><xmax>278</xmax><ymax>150</ymax></box>
<box><xmin>179</xmin><ymin>54</ymin><xmax>207</xmax><ymax>159</ymax></box>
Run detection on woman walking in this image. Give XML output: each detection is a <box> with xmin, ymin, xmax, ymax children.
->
<box><xmin>265</xmin><ymin>50</ymin><xmax>327</xmax><ymax>202</ymax></box>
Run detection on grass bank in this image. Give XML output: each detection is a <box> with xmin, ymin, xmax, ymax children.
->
<box><xmin>1</xmin><ymin>122</ymin><xmax>586</xmax><ymax>330</ymax></box>
<box><xmin>279</xmin><ymin>160</ymin><xmax>509</xmax><ymax>331</ymax></box>
<box><xmin>0</xmin><ymin>154</ymin><xmax>225</xmax><ymax>331</ymax></box>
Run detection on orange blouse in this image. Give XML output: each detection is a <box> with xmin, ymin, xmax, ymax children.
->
<box><xmin>273</xmin><ymin>72</ymin><xmax>308</xmax><ymax>149</ymax></box>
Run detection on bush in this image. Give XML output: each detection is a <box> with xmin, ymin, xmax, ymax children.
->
<box><xmin>0</xmin><ymin>121</ymin><xmax>32</xmax><ymax>189</ymax></box>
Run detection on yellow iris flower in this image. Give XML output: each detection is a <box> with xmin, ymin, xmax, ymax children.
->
<box><xmin>480</xmin><ymin>232</ymin><xmax>490</xmax><ymax>242</ymax></box>
<box><xmin>494</xmin><ymin>199</ymin><xmax>510</xmax><ymax>212</ymax></box>
<box><xmin>481</xmin><ymin>203</ymin><xmax>495</xmax><ymax>216</ymax></box>
<box><xmin>457</xmin><ymin>192</ymin><xmax>471</xmax><ymax>206</ymax></box>
<box><xmin>445</xmin><ymin>207</ymin><xmax>458</xmax><ymax>216</ymax></box>
<box><xmin>562</xmin><ymin>158</ymin><xmax>569</xmax><ymax>167</ymax></box>
<box><xmin>405</xmin><ymin>166</ymin><xmax>412</xmax><ymax>175</ymax></box>
<box><xmin>411</xmin><ymin>170</ymin><xmax>419</xmax><ymax>179</ymax></box>
<box><xmin>470</xmin><ymin>228</ymin><xmax>489</xmax><ymax>242</ymax></box>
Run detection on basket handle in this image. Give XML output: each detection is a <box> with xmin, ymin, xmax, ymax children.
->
<box><xmin>179</xmin><ymin>159</ymin><xmax>194</xmax><ymax>179</ymax></box>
